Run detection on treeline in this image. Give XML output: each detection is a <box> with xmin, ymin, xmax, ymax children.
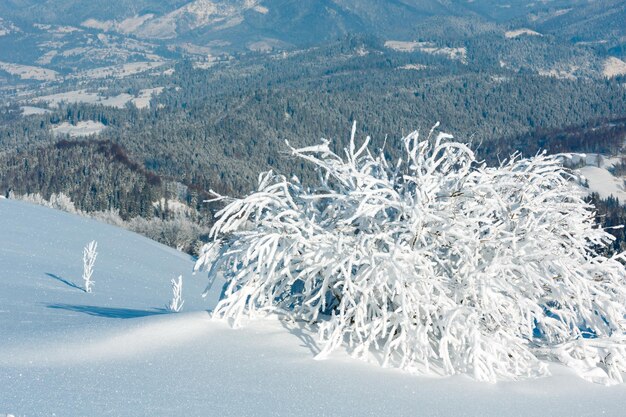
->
<box><xmin>477</xmin><ymin>116</ymin><xmax>626</xmax><ymax>164</ymax></box>
<box><xmin>0</xmin><ymin>138</ymin><xmax>210</xmax><ymax>221</ymax></box>
<box><xmin>588</xmin><ymin>193</ymin><xmax>626</xmax><ymax>255</ymax></box>
<box><xmin>12</xmin><ymin>191</ymin><xmax>209</xmax><ymax>254</ymax></box>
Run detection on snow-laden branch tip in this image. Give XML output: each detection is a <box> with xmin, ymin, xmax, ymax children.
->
<box><xmin>195</xmin><ymin>123</ymin><xmax>626</xmax><ymax>384</ymax></box>
<box><xmin>82</xmin><ymin>240</ymin><xmax>97</xmax><ymax>293</ymax></box>
<box><xmin>167</xmin><ymin>275</ymin><xmax>184</xmax><ymax>312</ymax></box>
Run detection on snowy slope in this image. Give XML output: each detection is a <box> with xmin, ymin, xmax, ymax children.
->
<box><xmin>1</xmin><ymin>199</ymin><xmax>626</xmax><ymax>416</ymax></box>
<box><xmin>559</xmin><ymin>153</ymin><xmax>626</xmax><ymax>201</ymax></box>
<box><xmin>51</xmin><ymin>120</ymin><xmax>107</xmax><ymax>137</ymax></box>
<box><xmin>0</xmin><ymin>61</ymin><xmax>59</xmax><ymax>81</ymax></box>
<box><xmin>579</xmin><ymin>165</ymin><xmax>626</xmax><ymax>201</ymax></box>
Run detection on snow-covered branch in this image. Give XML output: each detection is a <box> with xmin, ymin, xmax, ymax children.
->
<box><xmin>195</xmin><ymin>123</ymin><xmax>626</xmax><ymax>384</ymax></box>
<box><xmin>167</xmin><ymin>275</ymin><xmax>184</xmax><ymax>313</ymax></box>
<box><xmin>82</xmin><ymin>240</ymin><xmax>97</xmax><ymax>293</ymax></box>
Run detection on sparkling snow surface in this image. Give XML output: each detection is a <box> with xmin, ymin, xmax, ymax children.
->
<box><xmin>1</xmin><ymin>199</ymin><xmax>626</xmax><ymax>416</ymax></box>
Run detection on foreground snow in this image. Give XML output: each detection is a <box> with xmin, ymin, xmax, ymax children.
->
<box><xmin>1</xmin><ymin>199</ymin><xmax>626</xmax><ymax>416</ymax></box>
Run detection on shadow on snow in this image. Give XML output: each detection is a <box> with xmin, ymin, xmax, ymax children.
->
<box><xmin>45</xmin><ymin>272</ymin><xmax>84</xmax><ymax>292</ymax></box>
<box><xmin>46</xmin><ymin>303</ymin><xmax>169</xmax><ymax>319</ymax></box>
<box><xmin>279</xmin><ymin>317</ymin><xmax>321</xmax><ymax>356</ymax></box>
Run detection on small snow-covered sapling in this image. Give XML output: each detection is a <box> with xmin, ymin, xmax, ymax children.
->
<box><xmin>82</xmin><ymin>240</ymin><xmax>97</xmax><ymax>293</ymax></box>
<box><xmin>167</xmin><ymin>275</ymin><xmax>184</xmax><ymax>312</ymax></box>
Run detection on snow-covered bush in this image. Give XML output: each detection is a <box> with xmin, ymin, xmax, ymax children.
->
<box><xmin>167</xmin><ymin>275</ymin><xmax>185</xmax><ymax>312</ymax></box>
<box><xmin>11</xmin><ymin>191</ymin><xmax>79</xmax><ymax>213</ymax></box>
<box><xmin>195</xmin><ymin>123</ymin><xmax>626</xmax><ymax>384</ymax></box>
<box><xmin>82</xmin><ymin>240</ymin><xmax>98</xmax><ymax>293</ymax></box>
<box><xmin>129</xmin><ymin>216</ymin><xmax>205</xmax><ymax>253</ymax></box>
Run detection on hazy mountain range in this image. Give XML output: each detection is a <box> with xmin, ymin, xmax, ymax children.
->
<box><xmin>0</xmin><ymin>0</ymin><xmax>624</xmax><ymax>80</ymax></box>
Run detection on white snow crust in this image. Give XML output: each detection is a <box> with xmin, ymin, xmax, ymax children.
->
<box><xmin>579</xmin><ymin>166</ymin><xmax>626</xmax><ymax>201</ymax></box>
<box><xmin>132</xmin><ymin>87</ymin><xmax>164</xmax><ymax>109</ymax></box>
<box><xmin>80</xmin><ymin>0</ymin><xmax>265</xmax><ymax>40</ymax></box>
<box><xmin>74</xmin><ymin>61</ymin><xmax>165</xmax><ymax>79</ymax></box>
<box><xmin>398</xmin><ymin>63</ymin><xmax>427</xmax><ymax>71</ymax></box>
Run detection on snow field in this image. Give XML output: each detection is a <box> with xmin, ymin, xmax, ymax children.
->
<box><xmin>51</xmin><ymin>121</ymin><xmax>106</xmax><ymax>137</ymax></box>
<box><xmin>32</xmin><ymin>87</ymin><xmax>163</xmax><ymax>110</ymax></box>
<box><xmin>1</xmin><ymin>199</ymin><xmax>626</xmax><ymax>416</ymax></box>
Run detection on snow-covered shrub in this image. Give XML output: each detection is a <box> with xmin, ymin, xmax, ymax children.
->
<box><xmin>12</xmin><ymin>192</ymin><xmax>80</xmax><ymax>213</ymax></box>
<box><xmin>82</xmin><ymin>240</ymin><xmax>98</xmax><ymax>293</ymax></box>
<box><xmin>48</xmin><ymin>192</ymin><xmax>79</xmax><ymax>213</ymax></box>
<box><xmin>128</xmin><ymin>216</ymin><xmax>205</xmax><ymax>253</ymax></box>
<box><xmin>167</xmin><ymin>275</ymin><xmax>185</xmax><ymax>312</ymax></box>
<box><xmin>90</xmin><ymin>208</ymin><xmax>127</xmax><ymax>228</ymax></box>
<box><xmin>196</xmin><ymin>123</ymin><xmax>626</xmax><ymax>384</ymax></box>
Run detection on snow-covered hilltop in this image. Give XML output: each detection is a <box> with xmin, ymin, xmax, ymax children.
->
<box><xmin>2</xmin><ymin>183</ymin><xmax>626</xmax><ymax>416</ymax></box>
<box><xmin>505</xmin><ymin>28</ymin><xmax>542</xmax><ymax>38</ymax></box>
<box><xmin>82</xmin><ymin>0</ymin><xmax>269</xmax><ymax>40</ymax></box>
<box><xmin>559</xmin><ymin>153</ymin><xmax>626</xmax><ymax>201</ymax></box>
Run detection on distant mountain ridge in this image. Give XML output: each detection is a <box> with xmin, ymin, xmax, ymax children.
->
<box><xmin>63</xmin><ymin>0</ymin><xmax>479</xmax><ymax>48</ymax></box>
<box><xmin>0</xmin><ymin>0</ymin><xmax>494</xmax><ymax>51</ymax></box>
<box><xmin>0</xmin><ymin>0</ymin><xmax>625</xmax><ymax>85</ymax></box>
<box><xmin>2</xmin><ymin>0</ymin><xmax>625</xmax><ymax>51</ymax></box>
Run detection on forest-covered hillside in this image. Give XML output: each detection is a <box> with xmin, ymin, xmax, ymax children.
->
<box><xmin>1</xmin><ymin>24</ymin><xmax>626</xmax><ymax>253</ymax></box>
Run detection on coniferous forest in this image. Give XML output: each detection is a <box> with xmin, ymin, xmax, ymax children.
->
<box><xmin>2</xmin><ymin>32</ymin><xmax>626</xmax><ymax>254</ymax></box>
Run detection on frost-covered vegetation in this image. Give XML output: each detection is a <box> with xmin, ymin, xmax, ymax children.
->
<box><xmin>10</xmin><ymin>191</ymin><xmax>207</xmax><ymax>254</ymax></box>
<box><xmin>82</xmin><ymin>240</ymin><xmax>97</xmax><ymax>293</ymax></box>
<box><xmin>196</xmin><ymin>124</ymin><xmax>626</xmax><ymax>384</ymax></box>
<box><xmin>167</xmin><ymin>275</ymin><xmax>184</xmax><ymax>313</ymax></box>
